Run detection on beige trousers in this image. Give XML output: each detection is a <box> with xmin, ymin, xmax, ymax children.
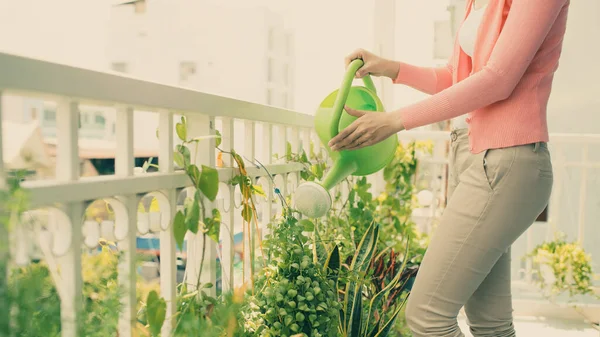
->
<box><xmin>405</xmin><ymin>129</ymin><xmax>553</xmax><ymax>337</ymax></box>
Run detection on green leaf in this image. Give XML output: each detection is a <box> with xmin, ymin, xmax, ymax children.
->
<box><xmin>186</xmin><ymin>164</ymin><xmax>201</xmax><ymax>186</ymax></box>
<box><xmin>185</xmin><ymin>192</ymin><xmax>200</xmax><ymax>234</ymax></box>
<box><xmin>324</xmin><ymin>245</ymin><xmax>341</xmax><ymax>275</ymax></box>
<box><xmin>199</xmin><ymin>165</ymin><xmax>219</xmax><ymax>201</ymax></box>
<box><xmin>174</xmin><ymin>152</ymin><xmax>185</xmax><ymax>168</ymax></box>
<box><xmin>176</xmin><ymin>122</ymin><xmax>187</xmax><ymax>141</ymax></box>
<box><xmin>232</xmin><ymin>150</ymin><xmax>245</xmax><ymax>170</ymax></box>
<box><xmin>351</xmin><ymin>222</ymin><xmax>379</xmax><ymax>273</ymax></box>
<box><xmin>205</xmin><ymin>209</ymin><xmax>221</xmax><ymax>243</ymax></box>
<box><xmin>374</xmin><ymin>305</ymin><xmax>403</xmax><ymax>337</ymax></box>
<box><xmin>173</xmin><ymin>211</ymin><xmax>187</xmax><ymax>250</ymax></box>
<box><xmin>146</xmin><ymin>290</ymin><xmax>166</xmax><ymax>337</ymax></box>
<box><xmin>347</xmin><ymin>283</ymin><xmax>363</xmax><ymax>337</ymax></box>
<box><xmin>176</xmin><ymin>144</ymin><xmax>191</xmax><ymax>165</ymax></box>
<box><xmin>300</xmin><ymin>219</ymin><xmax>315</xmax><ymax>232</ymax></box>
<box><xmin>251</xmin><ymin>184</ymin><xmax>267</xmax><ymax>198</ymax></box>
<box><xmin>215</xmin><ymin>129</ymin><xmax>222</xmax><ymax>148</ymax></box>
<box><xmin>242</xmin><ymin>204</ymin><xmax>253</xmax><ymax>222</ymax></box>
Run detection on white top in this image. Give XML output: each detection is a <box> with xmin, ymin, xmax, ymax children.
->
<box><xmin>451</xmin><ymin>2</ymin><xmax>487</xmax><ymax>130</ymax></box>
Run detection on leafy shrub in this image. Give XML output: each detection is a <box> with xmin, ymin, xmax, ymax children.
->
<box><xmin>240</xmin><ymin>214</ymin><xmax>340</xmax><ymax>337</ymax></box>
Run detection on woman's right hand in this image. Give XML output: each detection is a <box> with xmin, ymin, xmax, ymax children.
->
<box><xmin>345</xmin><ymin>49</ymin><xmax>400</xmax><ymax>80</ymax></box>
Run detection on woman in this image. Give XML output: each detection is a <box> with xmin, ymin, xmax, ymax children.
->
<box><xmin>329</xmin><ymin>0</ymin><xmax>570</xmax><ymax>336</ymax></box>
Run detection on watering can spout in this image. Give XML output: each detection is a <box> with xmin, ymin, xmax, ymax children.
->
<box><xmin>294</xmin><ymin>158</ymin><xmax>358</xmax><ymax>218</ymax></box>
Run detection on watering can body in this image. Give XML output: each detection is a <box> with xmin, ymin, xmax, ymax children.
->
<box><xmin>294</xmin><ymin>59</ymin><xmax>399</xmax><ymax>218</ymax></box>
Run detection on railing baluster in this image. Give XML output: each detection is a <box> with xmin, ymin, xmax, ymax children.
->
<box><xmin>55</xmin><ymin>99</ymin><xmax>84</xmax><ymax>337</ymax></box>
<box><xmin>546</xmin><ymin>144</ymin><xmax>564</xmax><ymax>241</ymax></box>
<box><xmin>158</xmin><ymin>110</ymin><xmax>177</xmax><ymax>336</ymax></box>
<box><xmin>275</xmin><ymin>125</ymin><xmax>287</xmax><ymax>163</ymax></box>
<box><xmin>577</xmin><ymin>143</ymin><xmax>589</xmax><ymax>244</ymax></box>
<box><xmin>220</xmin><ymin>117</ymin><xmax>235</xmax><ymax>292</ymax></box>
<box><xmin>289</xmin><ymin>127</ymin><xmax>300</xmax><ymax>203</ymax></box>
<box><xmin>185</xmin><ymin>114</ymin><xmax>217</xmax><ymax>296</ymax></box>
<box><xmin>244</xmin><ymin>121</ymin><xmax>256</xmax><ymax>286</ymax></box>
<box><xmin>301</xmin><ymin>128</ymin><xmax>311</xmax><ymax>157</ymax></box>
<box><xmin>261</xmin><ymin>123</ymin><xmax>273</xmax><ymax>239</ymax></box>
<box><xmin>115</xmin><ymin>106</ymin><xmax>137</xmax><ymax>337</ymax></box>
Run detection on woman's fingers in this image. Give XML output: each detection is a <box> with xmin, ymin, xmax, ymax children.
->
<box><xmin>342</xmin><ymin>132</ymin><xmax>373</xmax><ymax>151</ymax></box>
<box><xmin>329</xmin><ymin>123</ymin><xmax>360</xmax><ymax>151</ymax></box>
<box><xmin>344</xmin><ymin>49</ymin><xmax>365</xmax><ymax>67</ymax></box>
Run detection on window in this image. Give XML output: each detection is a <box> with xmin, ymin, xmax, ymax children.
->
<box><xmin>267</xmin><ymin>27</ymin><xmax>276</xmax><ymax>52</ymax></box>
<box><xmin>94</xmin><ymin>113</ymin><xmax>106</xmax><ymax>127</ymax></box>
<box><xmin>267</xmin><ymin>58</ymin><xmax>275</xmax><ymax>82</ymax></box>
<box><xmin>179</xmin><ymin>62</ymin><xmax>197</xmax><ymax>82</ymax></box>
<box><xmin>282</xmin><ymin>63</ymin><xmax>289</xmax><ymax>86</ymax></box>
<box><xmin>43</xmin><ymin>109</ymin><xmax>56</xmax><ymax>125</ymax></box>
<box><xmin>111</xmin><ymin>62</ymin><xmax>128</xmax><ymax>73</ymax></box>
<box><xmin>285</xmin><ymin>33</ymin><xmax>293</xmax><ymax>57</ymax></box>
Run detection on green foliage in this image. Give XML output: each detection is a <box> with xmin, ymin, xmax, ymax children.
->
<box><xmin>524</xmin><ymin>231</ymin><xmax>599</xmax><ymax>299</ymax></box>
<box><xmin>240</xmin><ymin>214</ymin><xmax>340</xmax><ymax>337</ymax></box>
<box><xmin>330</xmin><ymin>223</ymin><xmax>414</xmax><ymax>337</ymax></box>
<box><xmin>6</xmin><ymin>250</ymin><xmax>158</xmax><ymax>337</ymax></box>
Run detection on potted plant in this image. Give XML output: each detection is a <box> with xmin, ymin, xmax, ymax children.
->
<box><xmin>524</xmin><ymin>231</ymin><xmax>598</xmax><ymax>299</ymax></box>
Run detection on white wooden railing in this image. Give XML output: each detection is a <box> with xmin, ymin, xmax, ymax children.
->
<box><xmin>0</xmin><ymin>52</ymin><xmax>322</xmax><ymax>337</ymax></box>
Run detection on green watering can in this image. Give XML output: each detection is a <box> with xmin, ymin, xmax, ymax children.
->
<box><xmin>294</xmin><ymin>59</ymin><xmax>399</xmax><ymax>218</ymax></box>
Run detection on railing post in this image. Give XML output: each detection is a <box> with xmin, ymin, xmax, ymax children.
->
<box><xmin>220</xmin><ymin>117</ymin><xmax>235</xmax><ymax>292</ymax></box>
<box><xmin>244</xmin><ymin>121</ymin><xmax>256</xmax><ymax>286</ymax></box>
<box><xmin>55</xmin><ymin>99</ymin><xmax>84</xmax><ymax>337</ymax></box>
<box><xmin>260</xmin><ymin>123</ymin><xmax>273</xmax><ymax>239</ymax></box>
<box><xmin>577</xmin><ymin>144</ymin><xmax>589</xmax><ymax>243</ymax></box>
<box><xmin>115</xmin><ymin>106</ymin><xmax>138</xmax><ymax>337</ymax></box>
<box><xmin>546</xmin><ymin>144</ymin><xmax>564</xmax><ymax>241</ymax></box>
<box><xmin>185</xmin><ymin>114</ymin><xmax>217</xmax><ymax>296</ymax></box>
<box><xmin>158</xmin><ymin>110</ymin><xmax>177</xmax><ymax>336</ymax></box>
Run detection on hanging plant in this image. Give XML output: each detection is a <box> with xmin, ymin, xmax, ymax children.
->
<box><xmin>524</xmin><ymin>231</ymin><xmax>598</xmax><ymax>299</ymax></box>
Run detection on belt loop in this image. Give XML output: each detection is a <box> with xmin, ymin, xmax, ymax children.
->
<box><xmin>533</xmin><ymin>142</ymin><xmax>540</xmax><ymax>153</ymax></box>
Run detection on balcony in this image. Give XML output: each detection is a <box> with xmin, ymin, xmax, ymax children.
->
<box><xmin>1</xmin><ymin>51</ymin><xmax>600</xmax><ymax>337</ymax></box>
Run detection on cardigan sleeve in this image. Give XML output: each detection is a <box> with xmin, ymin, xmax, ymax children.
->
<box><xmin>393</xmin><ymin>62</ymin><xmax>454</xmax><ymax>95</ymax></box>
<box><xmin>397</xmin><ymin>0</ymin><xmax>567</xmax><ymax>130</ymax></box>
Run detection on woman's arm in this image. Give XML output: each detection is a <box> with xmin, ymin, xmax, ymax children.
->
<box><xmin>393</xmin><ymin>0</ymin><xmax>568</xmax><ymax>130</ymax></box>
<box><xmin>393</xmin><ymin>62</ymin><xmax>454</xmax><ymax>95</ymax></box>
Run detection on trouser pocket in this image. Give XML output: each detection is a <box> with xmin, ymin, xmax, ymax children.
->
<box><xmin>481</xmin><ymin>147</ymin><xmax>516</xmax><ymax>191</ymax></box>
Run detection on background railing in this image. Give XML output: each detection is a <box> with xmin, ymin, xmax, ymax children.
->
<box><xmin>0</xmin><ymin>52</ymin><xmax>323</xmax><ymax>337</ymax></box>
<box><xmin>2</xmin><ymin>52</ymin><xmax>600</xmax><ymax>336</ymax></box>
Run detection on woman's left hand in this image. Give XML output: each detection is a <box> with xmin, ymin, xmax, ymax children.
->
<box><xmin>328</xmin><ymin>106</ymin><xmax>403</xmax><ymax>151</ymax></box>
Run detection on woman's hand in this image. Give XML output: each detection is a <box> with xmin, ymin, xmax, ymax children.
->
<box><xmin>328</xmin><ymin>106</ymin><xmax>404</xmax><ymax>151</ymax></box>
<box><xmin>345</xmin><ymin>49</ymin><xmax>400</xmax><ymax>80</ymax></box>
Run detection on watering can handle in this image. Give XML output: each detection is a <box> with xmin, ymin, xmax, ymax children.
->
<box><xmin>330</xmin><ymin>59</ymin><xmax>378</xmax><ymax>138</ymax></box>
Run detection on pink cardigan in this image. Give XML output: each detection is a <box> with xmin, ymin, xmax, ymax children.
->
<box><xmin>393</xmin><ymin>0</ymin><xmax>570</xmax><ymax>153</ymax></box>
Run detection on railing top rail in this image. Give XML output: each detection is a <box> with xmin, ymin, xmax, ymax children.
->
<box><xmin>0</xmin><ymin>52</ymin><xmax>313</xmax><ymax>128</ymax></box>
